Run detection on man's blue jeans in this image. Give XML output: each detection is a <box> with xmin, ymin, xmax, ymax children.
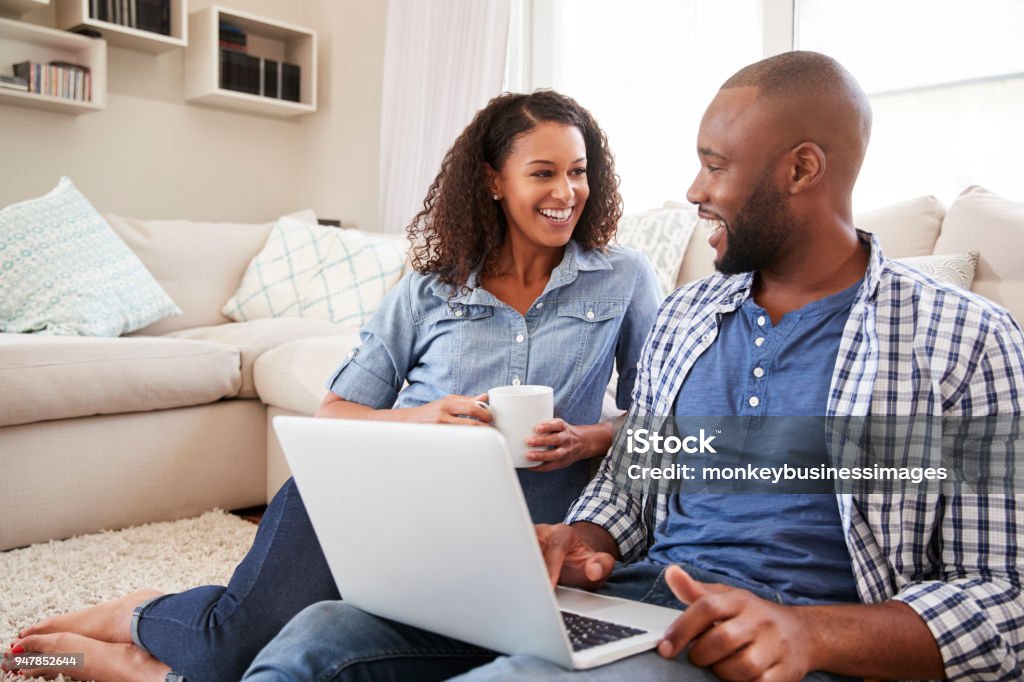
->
<box><xmin>242</xmin><ymin>562</ymin><xmax>849</xmax><ymax>681</ymax></box>
<box><xmin>130</xmin><ymin>478</ymin><xmax>340</xmax><ymax>682</ymax></box>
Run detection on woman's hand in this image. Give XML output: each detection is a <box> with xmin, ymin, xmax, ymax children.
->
<box><xmin>407</xmin><ymin>393</ymin><xmax>492</xmax><ymax>426</ymax></box>
<box><xmin>316</xmin><ymin>392</ymin><xmax>491</xmax><ymax>425</ymax></box>
<box><xmin>524</xmin><ymin>421</ymin><xmax>613</xmax><ymax>472</ymax></box>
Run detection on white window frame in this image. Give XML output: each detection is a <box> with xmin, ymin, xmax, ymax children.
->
<box><xmin>509</xmin><ymin>0</ymin><xmax>798</xmax><ymax>92</ymax></box>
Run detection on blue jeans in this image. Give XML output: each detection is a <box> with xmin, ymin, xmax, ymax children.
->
<box><xmin>131</xmin><ymin>478</ymin><xmax>340</xmax><ymax>682</ymax></box>
<box><xmin>242</xmin><ymin>562</ymin><xmax>848</xmax><ymax>681</ymax></box>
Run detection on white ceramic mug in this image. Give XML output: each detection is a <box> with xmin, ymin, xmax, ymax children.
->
<box><xmin>478</xmin><ymin>385</ymin><xmax>554</xmax><ymax>468</ymax></box>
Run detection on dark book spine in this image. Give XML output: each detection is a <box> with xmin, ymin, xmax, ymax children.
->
<box><xmin>13</xmin><ymin>61</ymin><xmax>33</xmax><ymax>93</ymax></box>
<box><xmin>262</xmin><ymin>58</ymin><xmax>279</xmax><ymax>98</ymax></box>
<box><xmin>135</xmin><ymin>0</ymin><xmax>158</xmax><ymax>33</ymax></box>
<box><xmin>160</xmin><ymin>0</ymin><xmax>170</xmax><ymax>35</ymax></box>
<box><xmin>281</xmin><ymin>62</ymin><xmax>300</xmax><ymax>102</ymax></box>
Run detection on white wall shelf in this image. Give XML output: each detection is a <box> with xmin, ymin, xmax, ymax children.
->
<box><xmin>185</xmin><ymin>5</ymin><xmax>315</xmax><ymax>118</ymax></box>
<box><xmin>54</xmin><ymin>0</ymin><xmax>186</xmax><ymax>53</ymax></box>
<box><xmin>0</xmin><ymin>15</ymin><xmax>105</xmax><ymax>114</ymax></box>
<box><xmin>0</xmin><ymin>0</ymin><xmax>49</xmax><ymax>15</ymax></box>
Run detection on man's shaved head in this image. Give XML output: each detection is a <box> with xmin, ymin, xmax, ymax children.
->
<box><xmin>719</xmin><ymin>51</ymin><xmax>873</xmax><ymax>189</ymax></box>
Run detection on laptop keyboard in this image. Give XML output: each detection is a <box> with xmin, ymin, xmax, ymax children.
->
<box><xmin>560</xmin><ymin>611</ymin><xmax>647</xmax><ymax>651</ymax></box>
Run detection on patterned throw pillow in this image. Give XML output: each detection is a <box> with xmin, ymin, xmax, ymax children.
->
<box><xmin>0</xmin><ymin>177</ymin><xmax>181</xmax><ymax>336</ymax></box>
<box><xmin>222</xmin><ymin>216</ymin><xmax>408</xmax><ymax>327</ymax></box>
<box><xmin>895</xmin><ymin>252</ymin><xmax>980</xmax><ymax>290</ymax></box>
<box><xmin>616</xmin><ymin>207</ymin><xmax>698</xmax><ymax>294</ymax></box>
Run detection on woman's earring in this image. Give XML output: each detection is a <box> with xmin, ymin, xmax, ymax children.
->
<box><xmin>492</xmin><ymin>194</ymin><xmax>500</xmax><ymax>201</ymax></box>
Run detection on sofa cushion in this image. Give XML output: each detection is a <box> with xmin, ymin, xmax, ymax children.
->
<box><xmin>223</xmin><ymin>217</ymin><xmax>408</xmax><ymax>328</ymax></box>
<box><xmin>616</xmin><ymin>207</ymin><xmax>697</xmax><ymax>295</ymax></box>
<box><xmin>895</xmin><ymin>252</ymin><xmax>979</xmax><ymax>291</ymax></box>
<box><xmin>167</xmin><ymin>318</ymin><xmax>359</xmax><ymax>399</ymax></box>
<box><xmin>0</xmin><ymin>334</ymin><xmax>241</xmax><ymax>427</ymax></box>
<box><xmin>254</xmin><ymin>333</ymin><xmax>362</xmax><ymax>415</ymax></box>
<box><xmin>854</xmin><ymin>195</ymin><xmax>945</xmax><ymax>258</ymax></box>
<box><xmin>105</xmin><ymin>210</ymin><xmax>317</xmax><ymax>336</ymax></box>
<box><xmin>933</xmin><ymin>186</ymin><xmax>1024</xmax><ymax>324</ymax></box>
<box><xmin>672</xmin><ymin>195</ymin><xmax>948</xmax><ymax>288</ymax></box>
<box><xmin>0</xmin><ymin>177</ymin><xmax>181</xmax><ymax>336</ymax></box>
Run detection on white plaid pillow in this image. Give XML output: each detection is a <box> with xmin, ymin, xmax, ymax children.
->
<box><xmin>223</xmin><ymin>216</ymin><xmax>408</xmax><ymax>327</ymax></box>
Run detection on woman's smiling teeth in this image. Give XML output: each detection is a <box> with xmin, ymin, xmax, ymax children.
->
<box><xmin>538</xmin><ymin>207</ymin><xmax>573</xmax><ymax>223</ymax></box>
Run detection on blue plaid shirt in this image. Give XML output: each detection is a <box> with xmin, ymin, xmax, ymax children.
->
<box><xmin>566</xmin><ymin>232</ymin><xmax>1024</xmax><ymax>680</ymax></box>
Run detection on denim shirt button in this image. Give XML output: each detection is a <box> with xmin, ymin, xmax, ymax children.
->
<box><xmin>454</xmin><ymin>309</ymin><xmax>463</xmax><ymax>317</ymax></box>
<box><xmin>515</xmin><ymin>334</ymin><xmax>524</xmax><ymax>343</ymax></box>
<box><xmin>536</xmin><ymin>302</ymin><xmax>544</xmax><ymax>309</ymax></box>
<box><xmin>586</xmin><ymin>310</ymin><xmax>595</xmax><ymax>320</ymax></box>
<box><xmin>512</xmin><ymin>376</ymin><xmax>521</xmax><ymax>386</ymax></box>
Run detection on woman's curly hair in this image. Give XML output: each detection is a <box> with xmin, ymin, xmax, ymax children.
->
<box><xmin>408</xmin><ymin>90</ymin><xmax>622</xmax><ymax>293</ymax></box>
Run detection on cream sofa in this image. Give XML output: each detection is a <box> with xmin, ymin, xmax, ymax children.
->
<box><xmin>1</xmin><ymin>186</ymin><xmax>1021</xmax><ymax>552</ymax></box>
<box><xmin>0</xmin><ymin>211</ymin><xmax>380</xmax><ymax>551</ymax></box>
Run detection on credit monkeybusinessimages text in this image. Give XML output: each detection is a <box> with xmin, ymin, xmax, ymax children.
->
<box><xmin>624</xmin><ymin>429</ymin><xmax>949</xmax><ymax>484</ymax></box>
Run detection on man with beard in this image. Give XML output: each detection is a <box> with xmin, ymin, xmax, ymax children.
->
<box><xmin>242</xmin><ymin>52</ymin><xmax>1024</xmax><ymax>682</ymax></box>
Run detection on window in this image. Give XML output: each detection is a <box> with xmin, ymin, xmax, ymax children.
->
<box><xmin>513</xmin><ymin>0</ymin><xmax>1023</xmax><ymax>213</ymax></box>
<box><xmin>507</xmin><ymin>0</ymin><xmax>763</xmax><ymax>212</ymax></box>
<box><xmin>797</xmin><ymin>0</ymin><xmax>1024</xmax><ymax>210</ymax></box>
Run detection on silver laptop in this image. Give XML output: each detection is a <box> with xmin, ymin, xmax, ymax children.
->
<box><xmin>273</xmin><ymin>416</ymin><xmax>681</xmax><ymax>670</ymax></box>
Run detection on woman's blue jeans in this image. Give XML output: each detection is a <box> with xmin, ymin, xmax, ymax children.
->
<box><xmin>130</xmin><ymin>477</ymin><xmax>340</xmax><ymax>682</ymax></box>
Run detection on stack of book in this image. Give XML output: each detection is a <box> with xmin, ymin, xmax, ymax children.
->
<box><xmin>220</xmin><ymin>21</ymin><xmax>246</xmax><ymax>52</ymax></box>
<box><xmin>217</xmin><ymin>20</ymin><xmax>300</xmax><ymax>103</ymax></box>
<box><xmin>90</xmin><ymin>0</ymin><xmax>171</xmax><ymax>36</ymax></box>
<box><xmin>12</xmin><ymin>61</ymin><xmax>91</xmax><ymax>101</ymax></box>
<box><xmin>0</xmin><ymin>74</ymin><xmax>29</xmax><ymax>92</ymax></box>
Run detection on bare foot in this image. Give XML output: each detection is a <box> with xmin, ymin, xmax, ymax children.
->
<box><xmin>17</xmin><ymin>589</ymin><xmax>162</xmax><ymax>644</ymax></box>
<box><xmin>6</xmin><ymin>632</ymin><xmax>169</xmax><ymax>682</ymax></box>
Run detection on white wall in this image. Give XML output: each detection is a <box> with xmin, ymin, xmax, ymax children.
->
<box><xmin>300</xmin><ymin>0</ymin><xmax>387</xmax><ymax>230</ymax></box>
<box><xmin>0</xmin><ymin>0</ymin><xmax>386</xmax><ymax>227</ymax></box>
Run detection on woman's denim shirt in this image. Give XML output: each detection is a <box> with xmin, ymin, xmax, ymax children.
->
<box><xmin>326</xmin><ymin>240</ymin><xmax>662</xmax><ymax>522</ymax></box>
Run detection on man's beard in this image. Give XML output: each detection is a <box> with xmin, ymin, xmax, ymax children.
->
<box><xmin>715</xmin><ymin>173</ymin><xmax>794</xmax><ymax>276</ymax></box>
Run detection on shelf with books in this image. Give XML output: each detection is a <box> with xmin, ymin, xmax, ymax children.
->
<box><xmin>0</xmin><ymin>15</ymin><xmax>105</xmax><ymax>114</ymax></box>
<box><xmin>185</xmin><ymin>5</ymin><xmax>315</xmax><ymax>118</ymax></box>
<box><xmin>54</xmin><ymin>0</ymin><xmax>186</xmax><ymax>53</ymax></box>
<box><xmin>0</xmin><ymin>0</ymin><xmax>49</xmax><ymax>15</ymax></box>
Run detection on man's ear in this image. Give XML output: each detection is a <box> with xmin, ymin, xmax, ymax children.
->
<box><xmin>787</xmin><ymin>142</ymin><xmax>826</xmax><ymax>194</ymax></box>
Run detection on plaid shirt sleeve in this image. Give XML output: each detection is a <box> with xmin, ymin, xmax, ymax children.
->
<box><xmin>564</xmin><ymin>342</ymin><xmax>657</xmax><ymax>561</ymax></box>
<box><xmin>892</xmin><ymin>306</ymin><xmax>1024</xmax><ymax>681</ymax></box>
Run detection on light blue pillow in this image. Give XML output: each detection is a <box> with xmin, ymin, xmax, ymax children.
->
<box><xmin>0</xmin><ymin>177</ymin><xmax>181</xmax><ymax>336</ymax></box>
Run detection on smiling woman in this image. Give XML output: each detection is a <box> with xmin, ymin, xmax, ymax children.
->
<box><xmin>8</xmin><ymin>90</ymin><xmax>664</xmax><ymax>682</ymax></box>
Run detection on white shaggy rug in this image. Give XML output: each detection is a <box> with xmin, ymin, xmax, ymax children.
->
<box><xmin>0</xmin><ymin>510</ymin><xmax>257</xmax><ymax>682</ymax></box>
